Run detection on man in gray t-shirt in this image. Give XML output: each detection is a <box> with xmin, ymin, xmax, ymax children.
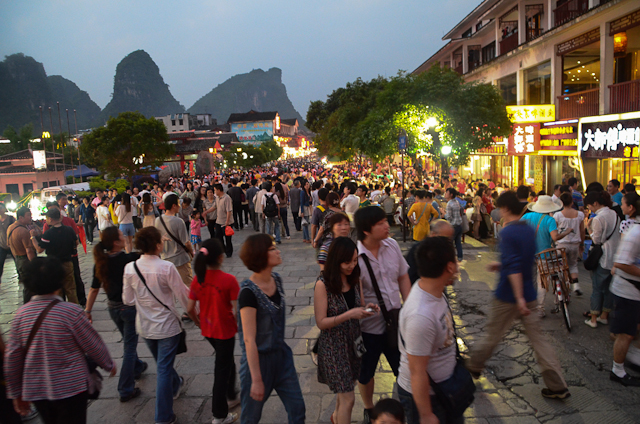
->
<box><xmin>397</xmin><ymin>237</ymin><xmax>458</xmax><ymax>424</ymax></box>
<box><xmin>156</xmin><ymin>194</ymin><xmax>193</xmax><ymax>287</ymax></box>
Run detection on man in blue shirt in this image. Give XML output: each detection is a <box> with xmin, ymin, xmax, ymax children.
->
<box><xmin>467</xmin><ymin>191</ymin><xmax>570</xmax><ymax>400</ymax></box>
<box><xmin>607</xmin><ymin>179</ymin><xmax>623</xmax><ymax>205</ymax></box>
<box><xmin>521</xmin><ymin>195</ymin><xmax>572</xmax><ymax>316</ymax></box>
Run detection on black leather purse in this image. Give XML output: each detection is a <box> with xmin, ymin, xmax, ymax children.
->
<box><xmin>584</xmin><ymin>216</ymin><xmax>618</xmax><ymax>271</ymax></box>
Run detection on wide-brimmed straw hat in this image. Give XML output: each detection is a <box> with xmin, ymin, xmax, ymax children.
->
<box><xmin>528</xmin><ymin>195</ymin><xmax>562</xmax><ymax>214</ymax></box>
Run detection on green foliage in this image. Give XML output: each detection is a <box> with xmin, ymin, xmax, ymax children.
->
<box><xmin>188</xmin><ymin>68</ymin><xmax>305</xmax><ymax>125</ymax></box>
<box><xmin>2</xmin><ymin>123</ymin><xmax>34</xmax><ymax>152</ymax></box>
<box><xmin>80</xmin><ymin>111</ymin><xmax>175</xmax><ymax>182</ymax></box>
<box><xmin>221</xmin><ymin>141</ymin><xmax>282</xmax><ymax>168</ymax></box>
<box><xmin>307</xmin><ymin>66</ymin><xmax>513</xmax><ymax>166</ymax></box>
<box><xmin>259</xmin><ymin>140</ymin><xmax>284</xmax><ymax>163</ymax></box>
<box><xmin>88</xmin><ymin>177</ymin><xmax>108</xmax><ymax>191</ymax></box>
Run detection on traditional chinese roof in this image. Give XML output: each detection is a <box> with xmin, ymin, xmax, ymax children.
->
<box><xmin>168</xmin><ymin>131</ymin><xmax>196</xmax><ymax>140</ymax></box>
<box><xmin>227</xmin><ymin>110</ymin><xmax>278</xmax><ymax>123</ymax></box>
<box><xmin>281</xmin><ymin>118</ymin><xmax>298</xmax><ymax>126</ymax></box>
<box><xmin>173</xmin><ymin>132</ymin><xmax>239</xmax><ymax>153</ymax></box>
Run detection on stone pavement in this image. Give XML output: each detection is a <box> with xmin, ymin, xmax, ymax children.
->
<box><xmin>1</xmin><ymin>220</ymin><xmax>639</xmax><ymax>423</ymax></box>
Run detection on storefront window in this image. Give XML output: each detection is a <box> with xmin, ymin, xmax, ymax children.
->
<box><xmin>614</xmin><ymin>26</ymin><xmax>640</xmax><ymax>84</ymax></box>
<box><xmin>524</xmin><ymin>61</ymin><xmax>551</xmax><ymax>104</ymax></box>
<box><xmin>497</xmin><ymin>73</ymin><xmax>517</xmax><ymax>105</ymax></box>
<box><xmin>563</xmin><ymin>40</ymin><xmax>600</xmax><ymax>95</ymax></box>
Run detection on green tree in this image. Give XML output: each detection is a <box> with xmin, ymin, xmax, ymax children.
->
<box><xmin>259</xmin><ymin>140</ymin><xmax>283</xmax><ymax>163</ymax></box>
<box><xmin>79</xmin><ymin>111</ymin><xmax>174</xmax><ymax>182</ymax></box>
<box><xmin>2</xmin><ymin>123</ymin><xmax>34</xmax><ymax>153</ymax></box>
<box><xmin>307</xmin><ymin>67</ymin><xmax>512</xmax><ymax>167</ymax></box>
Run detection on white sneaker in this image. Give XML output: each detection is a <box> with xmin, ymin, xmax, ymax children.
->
<box><xmin>212</xmin><ymin>412</ymin><xmax>238</xmax><ymax>424</ymax></box>
<box><xmin>584</xmin><ymin>319</ymin><xmax>597</xmax><ymax>328</ymax></box>
<box><xmin>596</xmin><ymin>317</ymin><xmax>608</xmax><ymax>325</ymax></box>
<box><xmin>173</xmin><ymin>376</ymin><xmax>184</xmax><ymax>400</ymax></box>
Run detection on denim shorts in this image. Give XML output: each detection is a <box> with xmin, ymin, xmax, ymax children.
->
<box><xmin>120</xmin><ymin>223</ymin><xmax>135</xmax><ymax>236</ymax></box>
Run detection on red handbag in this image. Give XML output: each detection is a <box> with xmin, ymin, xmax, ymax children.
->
<box><xmin>225</xmin><ymin>226</ymin><xmax>235</xmax><ymax>236</ymax></box>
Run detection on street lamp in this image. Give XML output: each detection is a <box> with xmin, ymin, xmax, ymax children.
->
<box><xmin>426</xmin><ymin>117</ymin><xmax>438</xmax><ymax>128</ymax></box>
<box><xmin>441</xmin><ymin>145</ymin><xmax>452</xmax><ymax>155</ymax></box>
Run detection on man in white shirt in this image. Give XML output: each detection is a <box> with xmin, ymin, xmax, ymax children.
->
<box><xmin>155</xmin><ymin>194</ymin><xmax>193</xmax><ymax>287</ymax></box>
<box><xmin>340</xmin><ymin>182</ymin><xmax>360</xmax><ymax>231</ymax></box>
<box><xmin>253</xmin><ymin>183</ymin><xmax>268</xmax><ymax>234</ymax></box>
<box><xmin>354</xmin><ymin>206</ymin><xmax>411</xmax><ymax>423</ymax></box>
<box><xmin>397</xmin><ymin>236</ymin><xmax>459</xmax><ymax>424</ymax></box>
<box><xmin>609</xmin><ymin>214</ymin><xmax>640</xmax><ymax>387</ymax></box>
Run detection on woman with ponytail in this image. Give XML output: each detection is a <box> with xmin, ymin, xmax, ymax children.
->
<box><xmin>186</xmin><ymin>238</ymin><xmax>240</xmax><ymax>424</ymax></box>
<box><xmin>85</xmin><ymin>226</ymin><xmax>147</xmax><ymax>402</ymax></box>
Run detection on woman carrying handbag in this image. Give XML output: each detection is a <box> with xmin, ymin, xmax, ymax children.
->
<box><xmin>123</xmin><ymin>227</ymin><xmax>190</xmax><ymax>424</ymax></box>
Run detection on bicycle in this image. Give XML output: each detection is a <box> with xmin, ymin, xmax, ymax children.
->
<box><xmin>536</xmin><ymin>247</ymin><xmax>572</xmax><ymax>332</ymax></box>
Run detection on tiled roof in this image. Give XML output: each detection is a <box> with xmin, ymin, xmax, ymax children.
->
<box><xmin>174</xmin><ymin>133</ymin><xmax>239</xmax><ymax>153</ymax></box>
<box><xmin>227</xmin><ymin>110</ymin><xmax>278</xmax><ymax>123</ymax></box>
<box><xmin>281</xmin><ymin>118</ymin><xmax>298</xmax><ymax>126</ymax></box>
<box><xmin>0</xmin><ymin>163</ymin><xmax>71</xmax><ymax>174</ymax></box>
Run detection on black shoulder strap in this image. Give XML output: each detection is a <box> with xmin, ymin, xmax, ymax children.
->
<box><xmin>159</xmin><ymin>215</ymin><xmax>189</xmax><ymax>253</ymax></box>
<box><xmin>605</xmin><ymin>216</ymin><xmax>619</xmax><ymax>243</ymax></box>
<box><xmin>360</xmin><ymin>254</ymin><xmax>391</xmax><ymax>324</ymax></box>
<box><xmin>133</xmin><ymin>261</ymin><xmax>171</xmax><ymax>310</ymax></box>
<box><xmin>7</xmin><ymin>224</ymin><xmax>27</xmax><ymax>244</ymax></box>
<box><xmin>25</xmin><ymin>299</ymin><xmax>60</xmax><ymax>355</ymax></box>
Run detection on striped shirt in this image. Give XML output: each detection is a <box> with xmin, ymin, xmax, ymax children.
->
<box><xmin>4</xmin><ymin>295</ymin><xmax>115</xmax><ymax>401</ymax></box>
<box><xmin>445</xmin><ymin>199</ymin><xmax>463</xmax><ymax>226</ymax></box>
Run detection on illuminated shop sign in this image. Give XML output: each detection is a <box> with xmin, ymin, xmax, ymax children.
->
<box><xmin>579</xmin><ymin>114</ymin><xmax>640</xmax><ymax>159</ymax></box>
<box><xmin>506</xmin><ymin>105</ymin><xmax>555</xmax><ymax>123</ymax></box>
<box><xmin>540</xmin><ymin>121</ymin><xmax>578</xmax><ymax>151</ymax></box>
<box><xmin>508</xmin><ymin>123</ymin><xmax>540</xmax><ymax>155</ymax></box>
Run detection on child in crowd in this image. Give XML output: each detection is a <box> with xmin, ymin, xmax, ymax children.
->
<box><xmin>190</xmin><ymin>210</ymin><xmax>206</xmax><ymax>251</ymax></box>
<box><xmin>370</xmin><ymin>398</ymin><xmax>405</xmax><ymax>424</ymax></box>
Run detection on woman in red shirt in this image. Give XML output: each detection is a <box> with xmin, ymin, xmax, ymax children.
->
<box><xmin>187</xmin><ymin>239</ymin><xmax>240</xmax><ymax>424</ymax></box>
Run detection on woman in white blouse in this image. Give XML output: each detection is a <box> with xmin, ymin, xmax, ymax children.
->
<box><xmin>123</xmin><ymin>226</ymin><xmax>189</xmax><ymax>424</ymax></box>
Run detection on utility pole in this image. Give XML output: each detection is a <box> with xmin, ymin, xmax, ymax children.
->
<box><xmin>57</xmin><ymin>103</ymin><xmax>68</xmax><ymax>183</ymax></box>
<box><xmin>74</xmin><ymin>110</ymin><xmax>83</xmax><ymax>182</ymax></box>
<box><xmin>39</xmin><ymin>106</ymin><xmax>50</xmax><ymax>185</ymax></box>
<box><xmin>66</xmin><ymin>109</ymin><xmax>76</xmax><ymax>183</ymax></box>
<box><xmin>48</xmin><ymin>108</ymin><xmax>58</xmax><ymax>175</ymax></box>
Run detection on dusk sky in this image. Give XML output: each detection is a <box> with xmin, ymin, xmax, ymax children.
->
<box><xmin>0</xmin><ymin>0</ymin><xmax>479</xmax><ymax>118</ymax></box>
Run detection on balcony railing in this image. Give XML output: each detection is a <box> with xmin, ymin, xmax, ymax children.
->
<box><xmin>609</xmin><ymin>80</ymin><xmax>640</xmax><ymax>114</ymax></box>
<box><xmin>468</xmin><ymin>60</ymin><xmax>481</xmax><ymax>72</ymax></box>
<box><xmin>557</xmin><ymin>88</ymin><xmax>599</xmax><ymax>119</ymax></box>
<box><xmin>526</xmin><ymin>28</ymin><xmax>543</xmax><ymax>42</ymax></box>
<box><xmin>499</xmin><ymin>32</ymin><xmax>518</xmax><ymax>56</ymax></box>
<box><xmin>554</xmin><ymin>0</ymin><xmax>589</xmax><ymax>27</ymax></box>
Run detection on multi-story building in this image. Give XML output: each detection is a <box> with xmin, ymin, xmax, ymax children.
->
<box><xmin>415</xmin><ymin>0</ymin><xmax>639</xmax><ymax>191</ymax></box>
<box><xmin>155</xmin><ymin>113</ymin><xmax>218</xmax><ymax>132</ymax></box>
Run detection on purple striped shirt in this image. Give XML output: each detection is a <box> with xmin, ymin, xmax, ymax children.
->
<box><xmin>4</xmin><ymin>295</ymin><xmax>115</xmax><ymax>401</ymax></box>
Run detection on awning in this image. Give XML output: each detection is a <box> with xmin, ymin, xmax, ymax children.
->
<box><xmin>64</xmin><ymin>164</ymin><xmax>100</xmax><ymax>178</ymax></box>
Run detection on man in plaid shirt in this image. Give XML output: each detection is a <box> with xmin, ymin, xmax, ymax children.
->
<box><xmin>444</xmin><ymin>188</ymin><xmax>464</xmax><ymax>261</ymax></box>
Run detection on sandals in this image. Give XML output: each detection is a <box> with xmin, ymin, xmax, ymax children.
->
<box><xmin>582</xmin><ymin>311</ymin><xmax>592</xmax><ymax>318</ymax></box>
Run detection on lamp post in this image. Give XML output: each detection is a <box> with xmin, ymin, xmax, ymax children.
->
<box><xmin>398</xmin><ymin>129</ymin><xmax>407</xmax><ymax>243</ymax></box>
<box><xmin>441</xmin><ymin>145</ymin><xmax>452</xmax><ymax>181</ymax></box>
<box><xmin>209</xmin><ymin>147</ymin><xmax>215</xmax><ymax>173</ymax></box>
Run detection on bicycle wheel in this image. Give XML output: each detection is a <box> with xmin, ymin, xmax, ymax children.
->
<box><xmin>560</xmin><ymin>300</ymin><xmax>571</xmax><ymax>332</ymax></box>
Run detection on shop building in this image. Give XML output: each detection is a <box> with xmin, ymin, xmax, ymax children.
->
<box><xmin>0</xmin><ymin>149</ymin><xmax>68</xmax><ymax>200</ymax></box>
<box><xmin>414</xmin><ymin>0</ymin><xmax>640</xmax><ymax>190</ymax></box>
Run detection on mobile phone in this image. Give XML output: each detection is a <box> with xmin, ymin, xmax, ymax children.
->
<box><xmin>365</xmin><ymin>308</ymin><xmax>374</xmax><ymax>313</ymax></box>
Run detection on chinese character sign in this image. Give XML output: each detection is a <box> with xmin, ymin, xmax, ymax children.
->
<box><xmin>508</xmin><ymin>123</ymin><xmax>540</xmax><ymax>155</ymax></box>
<box><xmin>579</xmin><ymin>118</ymin><xmax>640</xmax><ymax>158</ymax></box>
<box><xmin>506</xmin><ymin>105</ymin><xmax>556</xmax><ymax>123</ymax></box>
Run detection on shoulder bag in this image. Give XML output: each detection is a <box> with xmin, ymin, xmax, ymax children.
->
<box><xmin>399</xmin><ymin>297</ymin><xmax>476</xmax><ymax>421</ymax></box>
<box><xmin>159</xmin><ymin>215</ymin><xmax>193</xmax><ymax>259</ymax></box>
<box><xmin>133</xmin><ymin>262</ymin><xmax>187</xmax><ymax>354</ymax></box>
<box><xmin>360</xmin><ymin>254</ymin><xmax>400</xmax><ymax>351</ymax></box>
<box><xmin>584</xmin><ymin>216</ymin><xmax>619</xmax><ymax>271</ymax></box>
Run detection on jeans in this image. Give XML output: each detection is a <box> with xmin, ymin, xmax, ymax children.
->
<box><xmin>239</xmin><ymin>347</ymin><xmax>305</xmax><ymax>424</ymax></box>
<box><xmin>215</xmin><ymin>224</ymin><xmax>234</xmax><ymax>257</ymax></box>
<box><xmin>291</xmin><ymin>211</ymin><xmax>301</xmax><ymax>231</ymax></box>
<box><xmin>398</xmin><ymin>385</ymin><xmax>463</xmax><ymax>424</ymax></box>
<box><xmin>250</xmin><ymin>206</ymin><xmax>258</xmax><ymax>231</ymax></box>
<box><xmin>266</xmin><ymin>216</ymin><xmax>281</xmax><ymax>243</ymax></box>
<box><xmin>83</xmin><ymin>222</ymin><xmax>95</xmax><ymax>244</ymax></box>
<box><xmin>453</xmin><ymin>224</ymin><xmax>463</xmax><ymax>261</ymax></box>
<box><xmin>232</xmin><ymin>202</ymin><xmax>243</xmax><ymax>229</ymax></box>
<box><xmin>0</xmin><ymin>246</ymin><xmax>12</xmax><ymax>280</ymax></box>
<box><xmin>242</xmin><ymin>204</ymin><xmax>250</xmax><ymax>226</ymax></box>
<box><xmin>15</xmin><ymin>255</ymin><xmax>32</xmax><ymax>303</ymax></box>
<box><xmin>144</xmin><ymin>333</ymin><xmax>181</xmax><ymax>424</ymax></box>
<box><xmin>108</xmin><ymin>305</ymin><xmax>145</xmax><ymax>398</ymax></box>
<box><xmin>590</xmin><ymin>263</ymin><xmax>613</xmax><ymax>315</ymax></box>
<box><xmin>33</xmin><ymin>391</ymin><xmax>88</xmax><ymax>424</ymax></box>
<box><xmin>302</xmin><ymin>219</ymin><xmax>310</xmax><ymax>241</ymax></box>
<box><xmin>279</xmin><ymin>207</ymin><xmax>290</xmax><ymax>237</ymax></box>
<box><xmin>205</xmin><ymin>337</ymin><xmax>238</xmax><ymax>419</ymax></box>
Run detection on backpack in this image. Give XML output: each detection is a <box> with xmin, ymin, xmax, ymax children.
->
<box><xmin>264</xmin><ymin>194</ymin><xmax>278</xmax><ymax>218</ymax></box>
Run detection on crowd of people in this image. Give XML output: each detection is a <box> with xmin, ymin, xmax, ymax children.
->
<box><xmin>0</xmin><ymin>154</ymin><xmax>639</xmax><ymax>424</ymax></box>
